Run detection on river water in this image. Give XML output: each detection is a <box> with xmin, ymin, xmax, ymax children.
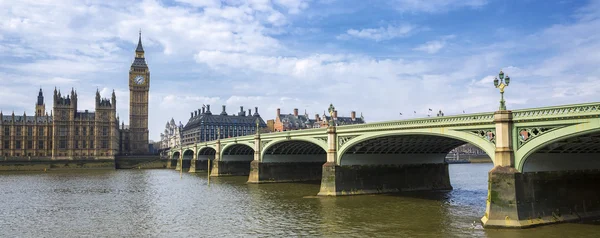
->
<box><xmin>1</xmin><ymin>163</ymin><xmax>598</xmax><ymax>237</ymax></box>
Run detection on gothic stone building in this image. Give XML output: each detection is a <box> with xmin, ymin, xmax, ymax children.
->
<box><xmin>160</xmin><ymin>118</ymin><xmax>183</xmax><ymax>150</ymax></box>
<box><xmin>0</xmin><ymin>88</ymin><xmax>118</xmax><ymax>159</ymax></box>
<box><xmin>0</xmin><ymin>32</ymin><xmax>151</xmax><ymax>159</ymax></box>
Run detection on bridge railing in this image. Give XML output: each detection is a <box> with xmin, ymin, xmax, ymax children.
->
<box><xmin>335</xmin><ymin>112</ymin><xmax>496</xmax><ymax>132</ymax></box>
<box><xmin>512</xmin><ymin>102</ymin><xmax>600</xmax><ymax>121</ymax></box>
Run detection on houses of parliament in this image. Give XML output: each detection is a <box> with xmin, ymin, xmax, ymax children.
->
<box><xmin>0</xmin><ymin>33</ymin><xmax>150</xmax><ymax>159</ymax></box>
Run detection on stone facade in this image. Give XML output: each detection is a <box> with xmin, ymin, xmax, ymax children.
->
<box><xmin>0</xmin><ymin>32</ymin><xmax>151</xmax><ymax>159</ymax></box>
<box><xmin>273</xmin><ymin>108</ymin><xmax>365</xmax><ymax>132</ymax></box>
<box><xmin>181</xmin><ymin>105</ymin><xmax>266</xmax><ymax>144</ymax></box>
<box><xmin>160</xmin><ymin>118</ymin><xmax>183</xmax><ymax>149</ymax></box>
<box><xmin>0</xmin><ymin>88</ymin><xmax>118</xmax><ymax>159</ymax></box>
<box><xmin>127</xmin><ymin>32</ymin><xmax>150</xmax><ymax>154</ymax></box>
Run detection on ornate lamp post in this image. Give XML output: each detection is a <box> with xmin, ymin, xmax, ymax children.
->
<box><xmin>493</xmin><ymin>70</ymin><xmax>511</xmax><ymax>111</ymax></box>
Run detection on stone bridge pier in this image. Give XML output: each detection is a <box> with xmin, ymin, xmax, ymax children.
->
<box><xmin>482</xmin><ymin>110</ymin><xmax>600</xmax><ymax>228</ymax></box>
<box><xmin>175</xmin><ymin>150</ymin><xmax>193</xmax><ymax>171</ymax></box>
<box><xmin>248</xmin><ymin>134</ymin><xmax>327</xmax><ymax>183</ymax></box>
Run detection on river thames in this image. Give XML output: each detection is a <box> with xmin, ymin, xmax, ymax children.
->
<box><xmin>1</xmin><ymin>163</ymin><xmax>598</xmax><ymax>237</ymax></box>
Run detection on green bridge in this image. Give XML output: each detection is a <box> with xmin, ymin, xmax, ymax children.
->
<box><xmin>166</xmin><ymin>102</ymin><xmax>600</xmax><ymax>228</ymax></box>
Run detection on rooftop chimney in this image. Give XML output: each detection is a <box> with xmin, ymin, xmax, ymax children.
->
<box><xmin>333</xmin><ymin>110</ymin><xmax>338</xmax><ymax>119</ymax></box>
<box><xmin>293</xmin><ymin>108</ymin><xmax>298</xmax><ymax>116</ymax></box>
<box><xmin>276</xmin><ymin>108</ymin><xmax>281</xmax><ymax>118</ymax></box>
<box><xmin>253</xmin><ymin>107</ymin><xmax>259</xmax><ymax>116</ymax></box>
<box><xmin>315</xmin><ymin>114</ymin><xmax>320</xmax><ymax>121</ymax></box>
<box><xmin>206</xmin><ymin>105</ymin><xmax>211</xmax><ymax>114</ymax></box>
<box><xmin>351</xmin><ymin>111</ymin><xmax>356</xmax><ymax>120</ymax></box>
<box><xmin>248</xmin><ymin>109</ymin><xmax>251</xmax><ymax>116</ymax></box>
<box><xmin>195</xmin><ymin>111</ymin><xmax>198</xmax><ymax>117</ymax></box>
<box><xmin>202</xmin><ymin>106</ymin><xmax>205</xmax><ymax>114</ymax></box>
<box><xmin>190</xmin><ymin>112</ymin><xmax>193</xmax><ymax>118</ymax></box>
<box><xmin>221</xmin><ymin>105</ymin><xmax>227</xmax><ymax>115</ymax></box>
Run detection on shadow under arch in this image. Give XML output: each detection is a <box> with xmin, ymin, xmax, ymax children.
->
<box><xmin>171</xmin><ymin>151</ymin><xmax>180</xmax><ymax>160</ymax></box>
<box><xmin>337</xmin><ymin>130</ymin><xmax>496</xmax><ymax>165</ymax></box>
<box><xmin>516</xmin><ymin>125</ymin><xmax>600</xmax><ymax>172</ymax></box>
<box><xmin>249</xmin><ymin>140</ymin><xmax>327</xmax><ymax>184</ymax></box>
<box><xmin>319</xmin><ymin>132</ymin><xmax>495</xmax><ymax>197</ymax></box>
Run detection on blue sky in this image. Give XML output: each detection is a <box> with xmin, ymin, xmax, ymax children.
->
<box><xmin>1</xmin><ymin>0</ymin><xmax>599</xmax><ymax>141</ymax></box>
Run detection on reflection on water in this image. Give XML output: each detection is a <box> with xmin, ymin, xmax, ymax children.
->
<box><xmin>0</xmin><ymin>164</ymin><xmax>598</xmax><ymax>237</ymax></box>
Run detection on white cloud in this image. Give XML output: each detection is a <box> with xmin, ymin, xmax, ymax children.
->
<box><xmin>392</xmin><ymin>0</ymin><xmax>488</xmax><ymax>13</ymax></box>
<box><xmin>414</xmin><ymin>40</ymin><xmax>445</xmax><ymax>54</ymax></box>
<box><xmin>338</xmin><ymin>24</ymin><xmax>416</xmax><ymax>41</ymax></box>
<box><xmin>413</xmin><ymin>35</ymin><xmax>455</xmax><ymax>54</ymax></box>
<box><xmin>175</xmin><ymin>0</ymin><xmax>222</xmax><ymax>8</ymax></box>
<box><xmin>1</xmin><ymin>0</ymin><xmax>600</xmax><ymax>142</ymax></box>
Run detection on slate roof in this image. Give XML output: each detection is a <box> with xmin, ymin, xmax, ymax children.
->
<box><xmin>279</xmin><ymin>114</ymin><xmax>312</xmax><ymax>129</ymax></box>
<box><xmin>322</xmin><ymin>116</ymin><xmax>365</xmax><ymax>125</ymax></box>
<box><xmin>131</xmin><ymin>57</ymin><xmax>147</xmax><ymax>68</ymax></box>
<box><xmin>75</xmin><ymin>111</ymin><xmax>96</xmax><ymax>120</ymax></box>
<box><xmin>183</xmin><ymin>113</ymin><xmax>266</xmax><ymax>130</ymax></box>
<box><xmin>136</xmin><ymin>34</ymin><xmax>144</xmax><ymax>52</ymax></box>
<box><xmin>1</xmin><ymin>115</ymin><xmax>53</xmax><ymax>123</ymax></box>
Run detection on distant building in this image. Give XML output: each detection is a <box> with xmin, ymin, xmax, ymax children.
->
<box><xmin>160</xmin><ymin>118</ymin><xmax>183</xmax><ymax>150</ymax></box>
<box><xmin>181</xmin><ymin>105</ymin><xmax>267</xmax><ymax>144</ymax></box>
<box><xmin>273</xmin><ymin>108</ymin><xmax>365</xmax><ymax>132</ymax></box>
<box><xmin>0</xmin><ymin>88</ymin><xmax>119</xmax><ymax>159</ymax></box>
<box><xmin>266</xmin><ymin>119</ymin><xmax>275</xmax><ymax>132</ymax></box>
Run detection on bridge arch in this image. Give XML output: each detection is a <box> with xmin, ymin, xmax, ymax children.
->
<box><xmin>516</xmin><ymin>121</ymin><xmax>600</xmax><ymax>172</ymax></box>
<box><xmin>261</xmin><ymin>137</ymin><xmax>328</xmax><ymax>159</ymax></box>
<box><xmin>197</xmin><ymin>146</ymin><xmax>216</xmax><ymax>160</ymax></box>
<box><xmin>337</xmin><ymin>129</ymin><xmax>496</xmax><ymax>165</ymax></box>
<box><xmin>182</xmin><ymin>149</ymin><xmax>194</xmax><ymax>160</ymax></box>
<box><xmin>261</xmin><ymin>139</ymin><xmax>327</xmax><ymax>163</ymax></box>
<box><xmin>171</xmin><ymin>151</ymin><xmax>180</xmax><ymax>160</ymax></box>
<box><xmin>221</xmin><ymin>143</ymin><xmax>254</xmax><ymax>161</ymax></box>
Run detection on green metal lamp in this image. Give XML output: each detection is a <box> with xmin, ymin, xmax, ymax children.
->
<box><xmin>494</xmin><ymin>70</ymin><xmax>510</xmax><ymax>111</ymax></box>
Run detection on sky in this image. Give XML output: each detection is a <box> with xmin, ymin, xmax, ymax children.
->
<box><xmin>1</xmin><ymin>0</ymin><xmax>599</xmax><ymax>141</ymax></box>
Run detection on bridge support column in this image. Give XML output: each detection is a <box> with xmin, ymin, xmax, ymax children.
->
<box><xmin>175</xmin><ymin>150</ymin><xmax>182</xmax><ymax>171</ymax></box>
<box><xmin>318</xmin><ymin>162</ymin><xmax>452</xmax><ymax>196</ymax></box>
<box><xmin>209</xmin><ymin>141</ymin><xmax>222</xmax><ymax>176</ymax></box>
<box><xmin>482</xmin><ymin>167</ymin><xmax>600</xmax><ymax>228</ymax></box>
<box><xmin>189</xmin><ymin>152</ymin><xmax>197</xmax><ymax>173</ymax></box>
<box><xmin>318</xmin><ymin>126</ymin><xmax>340</xmax><ymax>195</ymax></box>
<box><xmin>248</xmin><ymin>134</ymin><xmax>262</xmax><ymax>183</ymax></box>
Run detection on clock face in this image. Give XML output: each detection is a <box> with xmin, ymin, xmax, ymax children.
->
<box><xmin>134</xmin><ymin>75</ymin><xmax>145</xmax><ymax>85</ymax></box>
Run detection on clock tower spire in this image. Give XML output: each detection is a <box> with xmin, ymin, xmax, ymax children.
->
<box><xmin>128</xmin><ymin>30</ymin><xmax>150</xmax><ymax>154</ymax></box>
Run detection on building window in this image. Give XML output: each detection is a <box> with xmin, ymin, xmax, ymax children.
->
<box><xmin>4</xmin><ymin>127</ymin><xmax>9</xmax><ymax>136</ymax></box>
<box><xmin>38</xmin><ymin>127</ymin><xmax>44</xmax><ymax>136</ymax></box>
<box><xmin>59</xmin><ymin>140</ymin><xmax>67</xmax><ymax>149</ymax></box>
<box><xmin>59</xmin><ymin>126</ymin><xmax>68</xmax><ymax>136</ymax></box>
<box><xmin>90</xmin><ymin>141</ymin><xmax>94</xmax><ymax>149</ymax></box>
<box><xmin>83</xmin><ymin>140</ymin><xmax>87</xmax><ymax>149</ymax></box>
<box><xmin>38</xmin><ymin>140</ymin><xmax>44</xmax><ymax>149</ymax></box>
<box><xmin>102</xmin><ymin>127</ymin><xmax>108</xmax><ymax>136</ymax></box>
<box><xmin>83</xmin><ymin>127</ymin><xmax>87</xmax><ymax>136</ymax></box>
<box><xmin>27</xmin><ymin>140</ymin><xmax>33</xmax><ymax>149</ymax></box>
<box><xmin>101</xmin><ymin>140</ymin><xmax>108</xmax><ymax>149</ymax></box>
<box><xmin>3</xmin><ymin>140</ymin><xmax>9</xmax><ymax>149</ymax></box>
<box><xmin>90</xmin><ymin>127</ymin><xmax>93</xmax><ymax>136</ymax></box>
<box><xmin>16</xmin><ymin>126</ymin><xmax>22</xmax><ymax>136</ymax></box>
<box><xmin>27</xmin><ymin>127</ymin><xmax>33</xmax><ymax>137</ymax></box>
<box><xmin>75</xmin><ymin>141</ymin><xmax>79</xmax><ymax>149</ymax></box>
<box><xmin>75</xmin><ymin>127</ymin><xmax>79</xmax><ymax>136</ymax></box>
<box><xmin>16</xmin><ymin>141</ymin><xmax>22</xmax><ymax>149</ymax></box>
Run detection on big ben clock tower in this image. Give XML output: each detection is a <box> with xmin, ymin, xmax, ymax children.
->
<box><xmin>129</xmin><ymin>31</ymin><xmax>149</xmax><ymax>154</ymax></box>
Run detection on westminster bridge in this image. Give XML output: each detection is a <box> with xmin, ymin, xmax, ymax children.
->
<box><xmin>166</xmin><ymin>102</ymin><xmax>600</xmax><ymax>228</ymax></box>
